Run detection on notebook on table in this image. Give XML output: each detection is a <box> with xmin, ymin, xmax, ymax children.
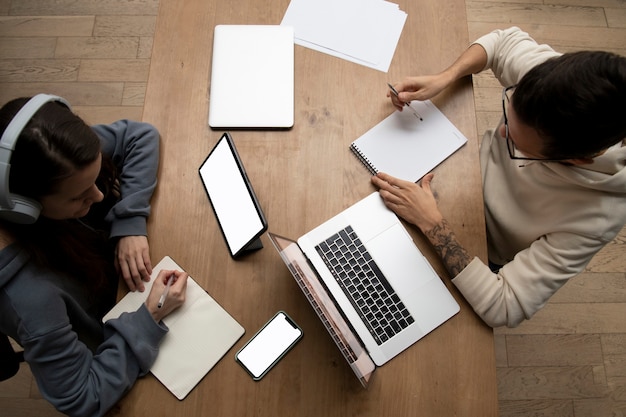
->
<box><xmin>208</xmin><ymin>25</ymin><xmax>294</xmax><ymax>129</ymax></box>
<box><xmin>269</xmin><ymin>192</ymin><xmax>459</xmax><ymax>387</ymax></box>
<box><xmin>102</xmin><ymin>256</ymin><xmax>245</xmax><ymax>400</ymax></box>
<box><xmin>350</xmin><ymin>100</ymin><xmax>468</xmax><ymax>182</ymax></box>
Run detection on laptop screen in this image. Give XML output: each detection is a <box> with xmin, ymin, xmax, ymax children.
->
<box><xmin>269</xmin><ymin>232</ymin><xmax>375</xmax><ymax>387</ymax></box>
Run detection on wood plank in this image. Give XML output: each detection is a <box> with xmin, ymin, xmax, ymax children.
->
<box><xmin>0</xmin><ymin>399</ymin><xmax>64</xmax><ymax>417</ymax></box>
<box><xmin>496</xmin><ymin>303</ymin><xmax>626</xmax><ymax>335</ymax></box>
<box><xmin>122</xmin><ymin>82</ymin><xmax>147</xmax><ymax>106</ymax></box>
<box><xmin>497</xmin><ymin>366</ymin><xmax>609</xmax><ymax>400</ymax></box>
<box><xmin>602</xmin><ymin>334</ymin><xmax>626</xmax><ymax>355</ymax></box>
<box><xmin>573</xmin><ymin>398</ymin><xmax>626</xmax><ymax>416</ymax></box>
<box><xmin>467</xmin><ymin>2</ymin><xmax>608</xmax><ymax>27</ymax></box>
<box><xmin>505</xmin><ymin>334</ymin><xmax>604</xmax><ymax>367</ymax></box>
<box><xmin>73</xmin><ymin>106</ymin><xmax>144</xmax><ymax>125</ymax></box>
<box><xmin>93</xmin><ymin>15</ymin><xmax>156</xmax><ymax>37</ymax></box>
<box><xmin>586</xmin><ymin>235</ymin><xmax>626</xmax><ymax>272</ymax></box>
<box><xmin>78</xmin><ymin>59</ymin><xmax>150</xmax><ymax>82</ymax></box>
<box><xmin>55</xmin><ymin>37</ymin><xmax>140</xmax><ymax>59</ymax></box>
<box><xmin>604</xmin><ymin>354</ymin><xmax>626</xmax><ymax>379</ymax></box>
<box><xmin>0</xmin><ymin>0</ymin><xmax>9</xmax><ymax>15</ymax></box>
<box><xmin>549</xmin><ymin>273</ymin><xmax>626</xmax><ymax>303</ymax></box>
<box><xmin>138</xmin><ymin>37</ymin><xmax>153</xmax><ymax>59</ymax></box>
<box><xmin>473</xmin><ymin>86</ymin><xmax>501</xmax><ymax>112</ymax></box>
<box><xmin>549</xmin><ymin>0</ymin><xmax>626</xmax><ymax>7</ymax></box>
<box><xmin>0</xmin><ymin>37</ymin><xmax>56</xmax><ymax>59</ymax></box>
<box><xmin>469</xmin><ymin>22</ymin><xmax>626</xmax><ymax>54</ymax></box>
<box><xmin>494</xmin><ymin>333</ymin><xmax>508</xmax><ymax>367</ymax></box>
<box><xmin>10</xmin><ymin>0</ymin><xmax>159</xmax><ymax>16</ymax></box>
<box><xmin>0</xmin><ymin>81</ymin><xmax>124</xmax><ymax>106</ymax></box>
<box><xmin>607</xmin><ymin>8</ymin><xmax>626</xmax><ymax>28</ymax></box>
<box><xmin>0</xmin><ymin>16</ymin><xmax>94</xmax><ymax>36</ymax></box>
<box><xmin>0</xmin><ymin>363</ymin><xmax>32</xmax><ymax>398</ymax></box>
<box><xmin>0</xmin><ymin>59</ymin><xmax>79</xmax><ymax>82</ymax></box>
<box><xmin>498</xmin><ymin>400</ymin><xmax>574</xmax><ymax>417</ymax></box>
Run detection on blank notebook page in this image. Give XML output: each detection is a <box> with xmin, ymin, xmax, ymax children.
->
<box><xmin>103</xmin><ymin>256</ymin><xmax>245</xmax><ymax>400</ymax></box>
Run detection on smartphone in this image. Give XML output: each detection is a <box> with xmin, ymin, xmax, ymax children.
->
<box><xmin>235</xmin><ymin>311</ymin><xmax>303</xmax><ymax>380</ymax></box>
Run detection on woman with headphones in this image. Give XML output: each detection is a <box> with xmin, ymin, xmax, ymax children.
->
<box><xmin>0</xmin><ymin>94</ymin><xmax>189</xmax><ymax>417</ymax></box>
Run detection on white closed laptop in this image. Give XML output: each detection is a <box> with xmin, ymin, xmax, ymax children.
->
<box><xmin>269</xmin><ymin>192</ymin><xmax>459</xmax><ymax>387</ymax></box>
<box><xmin>208</xmin><ymin>25</ymin><xmax>294</xmax><ymax>129</ymax></box>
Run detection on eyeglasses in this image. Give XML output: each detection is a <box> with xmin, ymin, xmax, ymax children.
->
<box><xmin>501</xmin><ymin>85</ymin><xmax>569</xmax><ymax>162</ymax></box>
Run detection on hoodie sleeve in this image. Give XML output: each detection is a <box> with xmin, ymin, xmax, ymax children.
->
<box><xmin>22</xmin><ymin>304</ymin><xmax>167</xmax><ymax>417</ymax></box>
<box><xmin>452</xmin><ymin>232</ymin><xmax>606</xmax><ymax>328</ymax></box>
<box><xmin>472</xmin><ymin>26</ymin><xmax>561</xmax><ymax>87</ymax></box>
<box><xmin>91</xmin><ymin>120</ymin><xmax>160</xmax><ymax>239</ymax></box>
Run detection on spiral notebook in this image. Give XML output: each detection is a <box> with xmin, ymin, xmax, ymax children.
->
<box><xmin>350</xmin><ymin>100</ymin><xmax>468</xmax><ymax>182</ymax></box>
<box><xmin>102</xmin><ymin>256</ymin><xmax>245</xmax><ymax>400</ymax></box>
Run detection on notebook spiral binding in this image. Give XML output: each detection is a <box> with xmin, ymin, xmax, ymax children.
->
<box><xmin>350</xmin><ymin>143</ymin><xmax>378</xmax><ymax>175</ymax></box>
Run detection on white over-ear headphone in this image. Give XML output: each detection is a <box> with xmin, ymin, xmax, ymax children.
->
<box><xmin>0</xmin><ymin>94</ymin><xmax>71</xmax><ymax>224</ymax></box>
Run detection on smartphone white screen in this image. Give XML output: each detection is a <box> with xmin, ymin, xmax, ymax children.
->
<box><xmin>236</xmin><ymin>312</ymin><xmax>302</xmax><ymax>379</ymax></box>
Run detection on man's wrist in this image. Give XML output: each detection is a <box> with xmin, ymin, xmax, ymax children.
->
<box><xmin>423</xmin><ymin>219</ymin><xmax>472</xmax><ymax>277</ymax></box>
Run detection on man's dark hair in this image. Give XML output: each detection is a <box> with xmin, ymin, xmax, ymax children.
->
<box><xmin>513</xmin><ymin>51</ymin><xmax>626</xmax><ymax>159</ymax></box>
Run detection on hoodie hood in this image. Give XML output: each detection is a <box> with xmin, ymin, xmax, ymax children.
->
<box><xmin>545</xmin><ymin>140</ymin><xmax>626</xmax><ymax>194</ymax></box>
<box><xmin>0</xmin><ymin>244</ymin><xmax>29</xmax><ymax>290</ymax></box>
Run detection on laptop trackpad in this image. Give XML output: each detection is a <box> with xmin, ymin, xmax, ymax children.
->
<box><xmin>365</xmin><ymin>223</ymin><xmax>436</xmax><ymax>296</ymax></box>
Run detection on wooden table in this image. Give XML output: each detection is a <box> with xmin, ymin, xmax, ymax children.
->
<box><xmin>114</xmin><ymin>0</ymin><xmax>498</xmax><ymax>415</ymax></box>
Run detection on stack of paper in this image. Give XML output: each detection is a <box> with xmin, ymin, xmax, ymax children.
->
<box><xmin>281</xmin><ymin>0</ymin><xmax>407</xmax><ymax>72</ymax></box>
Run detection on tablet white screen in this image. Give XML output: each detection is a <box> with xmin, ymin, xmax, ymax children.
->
<box><xmin>199</xmin><ymin>134</ymin><xmax>265</xmax><ymax>256</ymax></box>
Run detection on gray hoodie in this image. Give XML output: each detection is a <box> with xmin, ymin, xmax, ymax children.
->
<box><xmin>0</xmin><ymin>120</ymin><xmax>167</xmax><ymax>417</ymax></box>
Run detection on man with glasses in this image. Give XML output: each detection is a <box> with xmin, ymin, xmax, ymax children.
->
<box><xmin>373</xmin><ymin>26</ymin><xmax>626</xmax><ymax>327</ymax></box>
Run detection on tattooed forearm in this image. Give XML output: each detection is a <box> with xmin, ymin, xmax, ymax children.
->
<box><xmin>424</xmin><ymin>219</ymin><xmax>472</xmax><ymax>277</ymax></box>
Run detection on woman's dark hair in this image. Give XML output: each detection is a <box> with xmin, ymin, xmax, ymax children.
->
<box><xmin>513</xmin><ymin>51</ymin><xmax>626</xmax><ymax>159</ymax></box>
<box><xmin>0</xmin><ymin>97</ymin><xmax>119</xmax><ymax>314</ymax></box>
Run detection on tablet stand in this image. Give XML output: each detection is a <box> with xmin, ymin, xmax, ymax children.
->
<box><xmin>241</xmin><ymin>237</ymin><xmax>263</xmax><ymax>253</ymax></box>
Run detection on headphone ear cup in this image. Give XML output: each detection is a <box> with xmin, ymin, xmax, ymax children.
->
<box><xmin>0</xmin><ymin>193</ymin><xmax>41</xmax><ymax>224</ymax></box>
<box><xmin>0</xmin><ymin>94</ymin><xmax>70</xmax><ymax>224</ymax></box>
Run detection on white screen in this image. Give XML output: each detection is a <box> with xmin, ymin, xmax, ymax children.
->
<box><xmin>236</xmin><ymin>312</ymin><xmax>302</xmax><ymax>378</ymax></box>
<box><xmin>199</xmin><ymin>135</ymin><xmax>265</xmax><ymax>255</ymax></box>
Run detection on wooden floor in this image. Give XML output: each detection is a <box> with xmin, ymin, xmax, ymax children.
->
<box><xmin>0</xmin><ymin>1</ymin><xmax>624</xmax><ymax>416</ymax></box>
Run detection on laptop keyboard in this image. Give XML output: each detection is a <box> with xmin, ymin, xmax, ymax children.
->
<box><xmin>314</xmin><ymin>225</ymin><xmax>415</xmax><ymax>345</ymax></box>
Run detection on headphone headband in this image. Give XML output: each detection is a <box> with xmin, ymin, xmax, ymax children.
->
<box><xmin>0</xmin><ymin>94</ymin><xmax>71</xmax><ymax>223</ymax></box>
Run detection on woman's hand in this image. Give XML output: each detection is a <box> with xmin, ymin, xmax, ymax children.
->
<box><xmin>145</xmin><ymin>269</ymin><xmax>189</xmax><ymax>323</ymax></box>
<box><xmin>371</xmin><ymin>172</ymin><xmax>443</xmax><ymax>233</ymax></box>
<box><xmin>115</xmin><ymin>235</ymin><xmax>152</xmax><ymax>292</ymax></box>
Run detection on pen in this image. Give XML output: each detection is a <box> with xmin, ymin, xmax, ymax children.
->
<box><xmin>157</xmin><ymin>274</ymin><xmax>175</xmax><ymax>309</ymax></box>
<box><xmin>387</xmin><ymin>83</ymin><xmax>423</xmax><ymax>121</ymax></box>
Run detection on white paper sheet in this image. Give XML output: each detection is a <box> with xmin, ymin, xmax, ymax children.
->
<box><xmin>281</xmin><ymin>0</ymin><xmax>407</xmax><ymax>72</ymax></box>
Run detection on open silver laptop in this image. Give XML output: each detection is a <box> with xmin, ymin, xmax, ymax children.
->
<box><xmin>208</xmin><ymin>25</ymin><xmax>294</xmax><ymax>129</ymax></box>
<box><xmin>269</xmin><ymin>192</ymin><xmax>459</xmax><ymax>387</ymax></box>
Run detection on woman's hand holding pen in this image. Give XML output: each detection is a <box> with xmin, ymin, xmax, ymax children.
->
<box><xmin>145</xmin><ymin>270</ymin><xmax>189</xmax><ymax>323</ymax></box>
<box><xmin>387</xmin><ymin>73</ymin><xmax>453</xmax><ymax>111</ymax></box>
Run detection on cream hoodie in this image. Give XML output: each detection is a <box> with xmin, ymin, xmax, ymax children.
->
<box><xmin>451</xmin><ymin>27</ymin><xmax>626</xmax><ymax>327</ymax></box>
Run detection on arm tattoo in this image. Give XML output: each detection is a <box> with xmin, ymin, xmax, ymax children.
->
<box><xmin>424</xmin><ymin>219</ymin><xmax>472</xmax><ymax>277</ymax></box>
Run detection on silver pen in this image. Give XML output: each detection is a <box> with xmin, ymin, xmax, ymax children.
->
<box><xmin>157</xmin><ymin>274</ymin><xmax>175</xmax><ymax>309</ymax></box>
<box><xmin>387</xmin><ymin>83</ymin><xmax>423</xmax><ymax>121</ymax></box>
